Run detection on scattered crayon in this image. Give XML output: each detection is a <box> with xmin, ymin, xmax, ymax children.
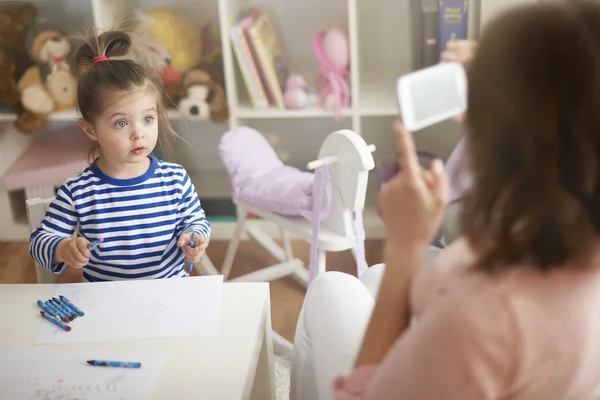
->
<box><xmin>58</xmin><ymin>295</ymin><xmax>85</xmax><ymax>317</ymax></box>
<box><xmin>37</xmin><ymin>300</ymin><xmax>58</xmax><ymax>318</ymax></box>
<box><xmin>52</xmin><ymin>298</ymin><xmax>77</xmax><ymax>320</ymax></box>
<box><xmin>41</xmin><ymin>311</ymin><xmax>71</xmax><ymax>332</ymax></box>
<box><xmin>86</xmin><ymin>360</ymin><xmax>141</xmax><ymax>368</ymax></box>
<box><xmin>46</xmin><ymin>300</ymin><xmax>71</xmax><ymax>322</ymax></box>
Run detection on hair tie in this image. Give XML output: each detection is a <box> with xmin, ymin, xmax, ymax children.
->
<box><xmin>93</xmin><ymin>54</ymin><xmax>109</xmax><ymax>64</ymax></box>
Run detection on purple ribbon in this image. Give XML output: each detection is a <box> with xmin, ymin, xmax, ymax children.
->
<box><xmin>302</xmin><ymin>158</ymin><xmax>368</xmax><ymax>284</ymax></box>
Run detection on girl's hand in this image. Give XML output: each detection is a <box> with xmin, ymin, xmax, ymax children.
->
<box><xmin>441</xmin><ymin>40</ymin><xmax>477</xmax><ymax>66</ymax></box>
<box><xmin>378</xmin><ymin>122</ymin><xmax>449</xmax><ymax>251</ymax></box>
<box><xmin>55</xmin><ymin>238</ymin><xmax>91</xmax><ymax>269</ymax></box>
<box><xmin>178</xmin><ymin>233</ymin><xmax>209</xmax><ymax>264</ymax></box>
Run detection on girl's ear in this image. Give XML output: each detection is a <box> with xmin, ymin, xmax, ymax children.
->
<box><xmin>78</xmin><ymin>118</ymin><xmax>97</xmax><ymax>141</ymax></box>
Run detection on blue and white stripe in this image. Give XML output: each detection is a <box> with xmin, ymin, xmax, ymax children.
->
<box><xmin>29</xmin><ymin>156</ymin><xmax>211</xmax><ymax>282</ymax></box>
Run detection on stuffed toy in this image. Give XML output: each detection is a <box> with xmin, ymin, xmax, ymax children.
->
<box><xmin>17</xmin><ymin>23</ymin><xmax>77</xmax><ymax>119</ymax></box>
<box><xmin>0</xmin><ymin>3</ymin><xmax>49</xmax><ymax>133</ymax></box>
<box><xmin>177</xmin><ymin>68</ymin><xmax>228</xmax><ymax>123</ymax></box>
<box><xmin>133</xmin><ymin>7</ymin><xmax>202</xmax><ymax>73</ymax></box>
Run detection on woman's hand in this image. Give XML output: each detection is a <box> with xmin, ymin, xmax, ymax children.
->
<box><xmin>378</xmin><ymin>122</ymin><xmax>449</xmax><ymax>253</ymax></box>
<box><xmin>442</xmin><ymin>40</ymin><xmax>477</xmax><ymax>124</ymax></box>
<box><xmin>441</xmin><ymin>40</ymin><xmax>477</xmax><ymax>66</ymax></box>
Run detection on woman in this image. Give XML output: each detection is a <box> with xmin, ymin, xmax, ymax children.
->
<box><xmin>290</xmin><ymin>1</ymin><xmax>600</xmax><ymax>399</ymax></box>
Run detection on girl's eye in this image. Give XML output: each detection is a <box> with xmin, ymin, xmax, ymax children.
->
<box><xmin>144</xmin><ymin>116</ymin><xmax>155</xmax><ymax>124</ymax></box>
<box><xmin>114</xmin><ymin>120</ymin><xmax>127</xmax><ymax>128</ymax></box>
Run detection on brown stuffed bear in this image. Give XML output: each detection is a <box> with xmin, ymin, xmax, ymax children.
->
<box><xmin>177</xmin><ymin>68</ymin><xmax>228</xmax><ymax>123</ymax></box>
<box><xmin>0</xmin><ymin>3</ymin><xmax>49</xmax><ymax>133</ymax></box>
<box><xmin>17</xmin><ymin>23</ymin><xmax>77</xmax><ymax>118</ymax></box>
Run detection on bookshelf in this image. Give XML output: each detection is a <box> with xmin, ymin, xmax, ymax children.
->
<box><xmin>0</xmin><ymin>0</ymin><xmax>533</xmax><ymax>241</ymax></box>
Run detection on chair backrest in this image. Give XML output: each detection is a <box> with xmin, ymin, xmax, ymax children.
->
<box><xmin>26</xmin><ymin>197</ymin><xmax>56</xmax><ymax>284</ymax></box>
<box><xmin>316</xmin><ymin>129</ymin><xmax>375</xmax><ymax>237</ymax></box>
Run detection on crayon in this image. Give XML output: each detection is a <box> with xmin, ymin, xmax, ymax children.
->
<box><xmin>51</xmin><ymin>298</ymin><xmax>77</xmax><ymax>320</ymax></box>
<box><xmin>41</xmin><ymin>311</ymin><xmax>71</xmax><ymax>332</ymax></box>
<box><xmin>187</xmin><ymin>233</ymin><xmax>195</xmax><ymax>273</ymax></box>
<box><xmin>88</xmin><ymin>237</ymin><xmax>104</xmax><ymax>250</ymax></box>
<box><xmin>36</xmin><ymin>300</ymin><xmax>57</xmax><ymax>318</ymax></box>
<box><xmin>58</xmin><ymin>295</ymin><xmax>85</xmax><ymax>317</ymax></box>
<box><xmin>46</xmin><ymin>300</ymin><xmax>71</xmax><ymax>322</ymax></box>
<box><xmin>86</xmin><ymin>360</ymin><xmax>141</xmax><ymax>368</ymax></box>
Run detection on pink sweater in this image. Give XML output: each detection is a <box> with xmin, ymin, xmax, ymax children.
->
<box><xmin>333</xmin><ymin>239</ymin><xmax>600</xmax><ymax>399</ymax></box>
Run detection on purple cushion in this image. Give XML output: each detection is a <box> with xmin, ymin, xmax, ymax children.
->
<box><xmin>219</xmin><ymin>126</ymin><xmax>315</xmax><ymax>216</ymax></box>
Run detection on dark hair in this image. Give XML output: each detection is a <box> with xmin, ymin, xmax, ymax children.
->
<box><xmin>71</xmin><ymin>28</ymin><xmax>178</xmax><ymax>159</ymax></box>
<box><xmin>462</xmin><ymin>0</ymin><xmax>600</xmax><ymax>272</ymax></box>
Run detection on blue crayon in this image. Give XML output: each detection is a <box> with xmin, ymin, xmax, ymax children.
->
<box><xmin>37</xmin><ymin>300</ymin><xmax>57</xmax><ymax>318</ymax></box>
<box><xmin>59</xmin><ymin>295</ymin><xmax>84</xmax><ymax>317</ymax></box>
<box><xmin>41</xmin><ymin>311</ymin><xmax>71</xmax><ymax>332</ymax></box>
<box><xmin>88</xmin><ymin>237</ymin><xmax>104</xmax><ymax>250</ymax></box>
<box><xmin>187</xmin><ymin>233</ymin><xmax>196</xmax><ymax>273</ymax></box>
<box><xmin>86</xmin><ymin>360</ymin><xmax>141</xmax><ymax>368</ymax></box>
<box><xmin>52</xmin><ymin>298</ymin><xmax>77</xmax><ymax>320</ymax></box>
<box><xmin>46</xmin><ymin>300</ymin><xmax>70</xmax><ymax>321</ymax></box>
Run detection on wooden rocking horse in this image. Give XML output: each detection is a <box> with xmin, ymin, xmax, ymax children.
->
<box><xmin>218</xmin><ymin>126</ymin><xmax>375</xmax><ymax>355</ymax></box>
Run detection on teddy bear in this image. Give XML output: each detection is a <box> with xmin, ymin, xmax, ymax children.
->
<box><xmin>17</xmin><ymin>23</ymin><xmax>78</xmax><ymax>118</ymax></box>
<box><xmin>176</xmin><ymin>68</ymin><xmax>228</xmax><ymax>123</ymax></box>
<box><xmin>0</xmin><ymin>2</ymin><xmax>49</xmax><ymax>133</ymax></box>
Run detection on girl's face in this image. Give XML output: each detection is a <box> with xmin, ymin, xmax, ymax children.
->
<box><xmin>80</xmin><ymin>88</ymin><xmax>159</xmax><ymax>169</ymax></box>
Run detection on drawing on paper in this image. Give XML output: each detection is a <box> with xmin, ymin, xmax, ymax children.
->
<box><xmin>28</xmin><ymin>382</ymin><xmax>120</xmax><ymax>400</ymax></box>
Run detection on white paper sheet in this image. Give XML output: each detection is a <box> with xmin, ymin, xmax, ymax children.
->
<box><xmin>36</xmin><ymin>275</ymin><xmax>223</xmax><ymax>345</ymax></box>
<box><xmin>0</xmin><ymin>348</ymin><xmax>168</xmax><ymax>400</ymax></box>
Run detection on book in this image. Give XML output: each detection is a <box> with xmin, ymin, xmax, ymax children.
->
<box><xmin>439</xmin><ymin>0</ymin><xmax>469</xmax><ymax>57</ymax></box>
<box><xmin>242</xmin><ymin>9</ymin><xmax>289</xmax><ymax>109</ymax></box>
<box><xmin>230</xmin><ymin>23</ymin><xmax>268</xmax><ymax>109</ymax></box>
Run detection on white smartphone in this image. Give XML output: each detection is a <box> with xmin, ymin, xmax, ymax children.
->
<box><xmin>396</xmin><ymin>62</ymin><xmax>468</xmax><ymax>132</ymax></box>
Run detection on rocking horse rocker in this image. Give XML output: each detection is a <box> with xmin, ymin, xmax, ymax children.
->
<box><xmin>218</xmin><ymin>126</ymin><xmax>376</xmax><ymax>355</ymax></box>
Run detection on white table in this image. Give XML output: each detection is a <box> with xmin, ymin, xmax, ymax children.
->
<box><xmin>0</xmin><ymin>282</ymin><xmax>276</xmax><ymax>400</ymax></box>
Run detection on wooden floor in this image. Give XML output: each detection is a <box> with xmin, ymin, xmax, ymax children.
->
<box><xmin>0</xmin><ymin>239</ymin><xmax>384</xmax><ymax>342</ymax></box>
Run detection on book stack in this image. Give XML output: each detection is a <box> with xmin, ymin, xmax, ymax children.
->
<box><xmin>230</xmin><ymin>8</ymin><xmax>290</xmax><ymax>110</ymax></box>
<box><xmin>411</xmin><ymin>0</ymin><xmax>469</xmax><ymax>70</ymax></box>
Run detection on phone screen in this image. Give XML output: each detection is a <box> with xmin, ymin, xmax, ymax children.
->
<box><xmin>397</xmin><ymin>62</ymin><xmax>467</xmax><ymax>131</ymax></box>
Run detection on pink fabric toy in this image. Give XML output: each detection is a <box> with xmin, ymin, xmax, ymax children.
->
<box><xmin>314</xmin><ymin>28</ymin><xmax>351</xmax><ymax>117</ymax></box>
<box><xmin>283</xmin><ymin>74</ymin><xmax>318</xmax><ymax>109</ymax></box>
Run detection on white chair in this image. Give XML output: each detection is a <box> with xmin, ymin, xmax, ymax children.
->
<box><xmin>26</xmin><ymin>197</ymin><xmax>57</xmax><ymax>284</ymax></box>
<box><xmin>219</xmin><ymin>129</ymin><xmax>375</xmax><ymax>355</ymax></box>
<box><xmin>25</xmin><ymin>197</ymin><xmax>219</xmax><ymax>283</ymax></box>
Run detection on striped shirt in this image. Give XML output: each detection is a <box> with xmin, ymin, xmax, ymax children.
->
<box><xmin>29</xmin><ymin>156</ymin><xmax>211</xmax><ymax>282</ymax></box>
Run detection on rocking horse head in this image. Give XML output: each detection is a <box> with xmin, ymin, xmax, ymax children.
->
<box><xmin>311</xmin><ymin>130</ymin><xmax>375</xmax><ymax>236</ymax></box>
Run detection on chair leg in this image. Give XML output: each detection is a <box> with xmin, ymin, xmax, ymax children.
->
<box><xmin>280</xmin><ymin>226</ymin><xmax>293</xmax><ymax>260</ymax></box>
<box><xmin>221</xmin><ymin>206</ymin><xmax>248</xmax><ymax>280</ymax></box>
<box><xmin>197</xmin><ymin>254</ymin><xmax>219</xmax><ymax>276</ymax></box>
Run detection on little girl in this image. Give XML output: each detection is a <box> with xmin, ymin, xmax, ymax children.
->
<box><xmin>29</xmin><ymin>29</ymin><xmax>211</xmax><ymax>282</ymax></box>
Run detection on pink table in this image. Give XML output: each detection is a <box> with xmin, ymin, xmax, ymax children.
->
<box><xmin>3</xmin><ymin>126</ymin><xmax>91</xmax><ymax>200</ymax></box>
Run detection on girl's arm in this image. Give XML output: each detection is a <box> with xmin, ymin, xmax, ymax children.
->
<box><xmin>176</xmin><ymin>172</ymin><xmax>211</xmax><ymax>242</ymax></box>
<box><xmin>29</xmin><ymin>184</ymin><xmax>80</xmax><ymax>274</ymax></box>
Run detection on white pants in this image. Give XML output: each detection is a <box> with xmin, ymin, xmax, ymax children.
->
<box><xmin>290</xmin><ymin>247</ymin><xmax>441</xmax><ymax>400</ymax></box>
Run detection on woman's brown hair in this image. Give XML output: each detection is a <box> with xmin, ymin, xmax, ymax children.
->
<box><xmin>463</xmin><ymin>0</ymin><xmax>600</xmax><ymax>271</ymax></box>
<box><xmin>70</xmin><ymin>28</ymin><xmax>178</xmax><ymax>160</ymax></box>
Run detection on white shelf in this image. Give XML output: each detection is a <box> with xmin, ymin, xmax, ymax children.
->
<box><xmin>236</xmin><ymin>104</ymin><xmax>354</xmax><ymax>119</ymax></box>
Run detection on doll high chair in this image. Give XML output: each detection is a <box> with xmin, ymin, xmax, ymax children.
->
<box><xmin>219</xmin><ymin>126</ymin><xmax>375</xmax><ymax>354</ymax></box>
